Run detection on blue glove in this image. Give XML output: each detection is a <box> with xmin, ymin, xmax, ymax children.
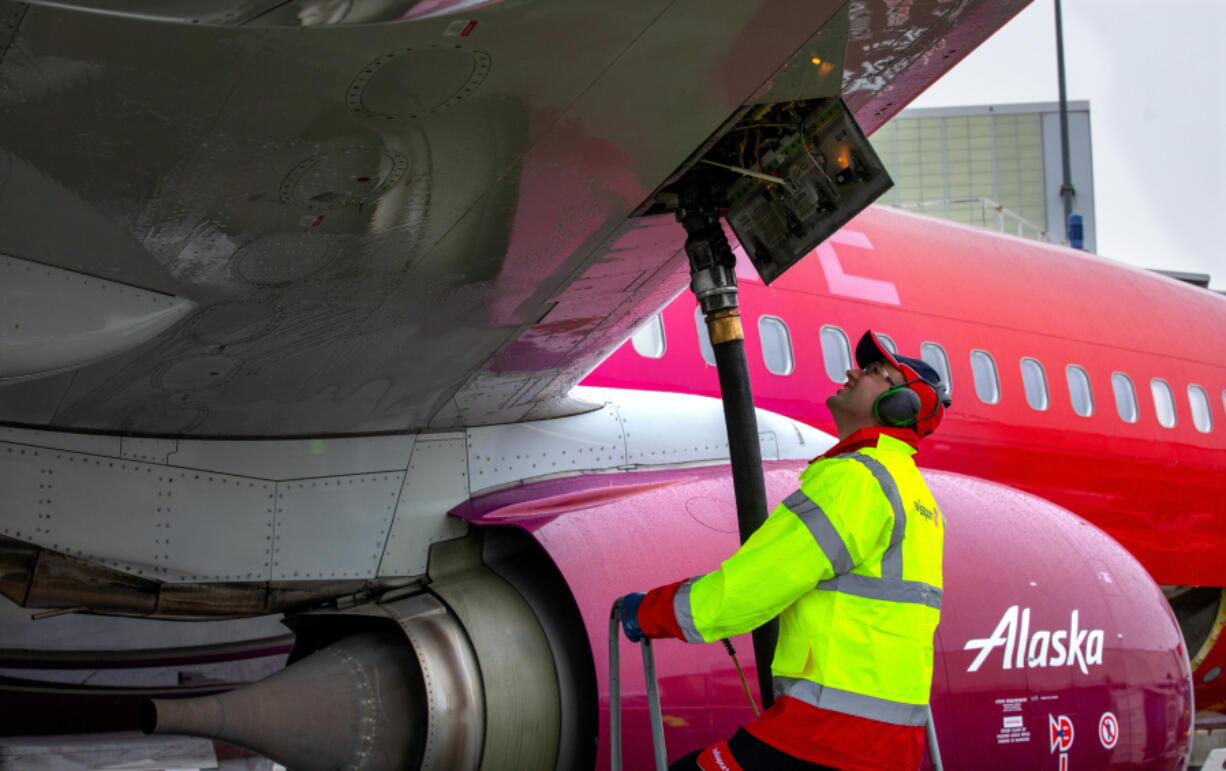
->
<box><xmin>621</xmin><ymin>592</ymin><xmax>646</xmax><ymax>643</ymax></box>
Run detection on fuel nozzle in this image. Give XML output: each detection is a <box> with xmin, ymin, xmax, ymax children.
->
<box><xmin>676</xmin><ymin>172</ymin><xmax>738</xmax><ymax>319</ymax></box>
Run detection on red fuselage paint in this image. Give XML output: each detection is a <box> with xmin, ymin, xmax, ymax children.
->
<box><xmin>586</xmin><ymin>204</ymin><xmax>1226</xmax><ymax>591</ymax></box>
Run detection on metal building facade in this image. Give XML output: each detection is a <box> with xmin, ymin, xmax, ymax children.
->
<box><xmin>870</xmin><ymin>102</ymin><xmax>1096</xmax><ymax>252</ymax></box>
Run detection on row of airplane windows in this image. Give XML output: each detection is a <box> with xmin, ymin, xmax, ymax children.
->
<box><xmin>629</xmin><ymin>312</ymin><xmax>1220</xmax><ymax>433</ymax></box>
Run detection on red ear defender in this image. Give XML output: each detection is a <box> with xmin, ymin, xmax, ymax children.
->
<box><xmin>900</xmin><ymin>364</ymin><xmax>945</xmax><ymax>438</ymax></box>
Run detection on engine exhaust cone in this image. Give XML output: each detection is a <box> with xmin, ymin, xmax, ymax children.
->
<box><xmin>141</xmin><ymin>630</ymin><xmax>424</xmax><ymax>771</ymax></box>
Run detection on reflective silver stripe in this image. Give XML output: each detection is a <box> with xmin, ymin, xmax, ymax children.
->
<box><xmin>782</xmin><ymin>490</ymin><xmax>854</xmax><ymax>575</ymax></box>
<box><xmin>673</xmin><ymin>577</ymin><xmax>704</xmax><ymax>643</ymax></box>
<box><xmin>815</xmin><ymin>573</ymin><xmax>943</xmax><ymax>609</ymax></box>
<box><xmin>840</xmin><ymin>452</ymin><xmax>906</xmax><ymax>579</ymax></box>
<box><xmin>773</xmin><ymin>676</ymin><xmax>928</xmax><ymax>726</ymax></box>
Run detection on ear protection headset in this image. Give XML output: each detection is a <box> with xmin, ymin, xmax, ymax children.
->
<box><xmin>873</xmin><ymin>378</ymin><xmax>924</xmax><ymax>427</ymax></box>
<box><xmin>873</xmin><ymin>368</ymin><xmax>948</xmax><ymax>428</ymax></box>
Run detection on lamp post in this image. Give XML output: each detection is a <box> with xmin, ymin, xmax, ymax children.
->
<box><xmin>1054</xmin><ymin>0</ymin><xmax>1078</xmax><ymax>246</ymax></box>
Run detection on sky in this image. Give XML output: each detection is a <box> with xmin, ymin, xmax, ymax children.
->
<box><xmin>908</xmin><ymin>0</ymin><xmax>1225</xmax><ymax>289</ymax></box>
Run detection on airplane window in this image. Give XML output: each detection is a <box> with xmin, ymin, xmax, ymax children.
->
<box><xmin>1151</xmin><ymin>379</ymin><xmax>1177</xmax><ymax>429</ymax></box>
<box><xmin>920</xmin><ymin>342</ymin><xmax>952</xmax><ymax>395</ymax></box>
<box><xmin>1020</xmin><ymin>358</ymin><xmax>1049</xmax><ymax>411</ymax></box>
<box><xmin>759</xmin><ymin>316</ymin><xmax>794</xmax><ymax>376</ymax></box>
<box><xmin>969</xmin><ymin>350</ymin><xmax>1000</xmax><ymax>404</ymax></box>
<box><xmin>1112</xmin><ymin>373</ymin><xmax>1138</xmax><ymax>423</ymax></box>
<box><xmin>1066</xmin><ymin>365</ymin><xmax>1094</xmax><ymax>417</ymax></box>
<box><xmin>631</xmin><ymin>313</ymin><xmax>666</xmax><ymax>359</ymax></box>
<box><xmin>876</xmin><ymin>333</ymin><xmax>898</xmax><ymax>356</ymax></box>
<box><xmin>1188</xmin><ymin>385</ymin><xmax>1213</xmax><ymax>433</ymax></box>
<box><xmin>820</xmin><ymin>326</ymin><xmax>852</xmax><ymax>383</ymax></box>
<box><xmin>694</xmin><ymin>306</ymin><xmax>715</xmax><ymax>366</ymax></box>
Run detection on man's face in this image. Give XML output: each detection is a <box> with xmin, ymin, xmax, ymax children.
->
<box><xmin>826</xmin><ymin>359</ymin><xmax>907</xmax><ymax>432</ymax></box>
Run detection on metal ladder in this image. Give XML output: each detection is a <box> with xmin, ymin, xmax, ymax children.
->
<box><xmin>608</xmin><ymin>598</ymin><xmax>945</xmax><ymax>771</ymax></box>
<box><xmin>609</xmin><ymin>598</ymin><xmax>668</xmax><ymax>771</ymax></box>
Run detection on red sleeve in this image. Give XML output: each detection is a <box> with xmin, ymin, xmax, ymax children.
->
<box><xmin>637</xmin><ymin>580</ymin><xmax>687</xmax><ymax>640</ymax></box>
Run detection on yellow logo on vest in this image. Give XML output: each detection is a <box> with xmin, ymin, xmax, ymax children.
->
<box><xmin>914</xmin><ymin>499</ymin><xmax>942</xmax><ymax>527</ymax></box>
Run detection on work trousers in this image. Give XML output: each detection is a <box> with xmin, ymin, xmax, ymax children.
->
<box><xmin>668</xmin><ymin>728</ymin><xmax>839</xmax><ymax>771</ymax></box>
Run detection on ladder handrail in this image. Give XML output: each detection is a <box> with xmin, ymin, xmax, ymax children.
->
<box><xmin>609</xmin><ymin>600</ymin><xmax>668</xmax><ymax>771</ymax></box>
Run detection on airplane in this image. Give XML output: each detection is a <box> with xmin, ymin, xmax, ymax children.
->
<box><xmin>0</xmin><ymin>0</ymin><xmax>1199</xmax><ymax>768</ymax></box>
<box><xmin>584</xmin><ymin>201</ymin><xmax>1226</xmax><ymax>716</ymax></box>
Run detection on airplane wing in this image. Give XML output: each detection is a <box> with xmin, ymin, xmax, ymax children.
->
<box><xmin>0</xmin><ymin>0</ymin><xmax>1028</xmax><ymax>436</ymax></box>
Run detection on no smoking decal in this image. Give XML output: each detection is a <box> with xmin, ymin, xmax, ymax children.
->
<box><xmin>1098</xmin><ymin>712</ymin><xmax>1119</xmax><ymax>749</ymax></box>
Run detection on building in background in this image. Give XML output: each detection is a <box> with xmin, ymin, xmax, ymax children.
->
<box><xmin>869</xmin><ymin>102</ymin><xmax>1096</xmax><ymax>252</ymax></box>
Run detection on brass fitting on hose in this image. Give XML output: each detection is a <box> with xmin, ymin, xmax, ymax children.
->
<box><xmin>706</xmin><ymin>309</ymin><xmax>743</xmax><ymax>345</ymax></box>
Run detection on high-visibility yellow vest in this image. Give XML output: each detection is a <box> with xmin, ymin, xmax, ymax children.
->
<box><xmin>674</xmin><ymin>434</ymin><xmax>944</xmax><ymax>726</ymax></box>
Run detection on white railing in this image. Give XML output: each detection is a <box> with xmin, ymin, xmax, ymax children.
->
<box><xmin>897</xmin><ymin>197</ymin><xmax>1059</xmax><ymax>243</ymax></box>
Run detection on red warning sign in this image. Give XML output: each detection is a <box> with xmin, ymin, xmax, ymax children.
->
<box><xmin>1049</xmin><ymin>714</ymin><xmax>1074</xmax><ymax>753</ymax></box>
<box><xmin>1098</xmin><ymin>711</ymin><xmax>1119</xmax><ymax>749</ymax></box>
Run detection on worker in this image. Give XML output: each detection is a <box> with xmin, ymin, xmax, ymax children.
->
<box><xmin>620</xmin><ymin>330</ymin><xmax>952</xmax><ymax>771</ymax></box>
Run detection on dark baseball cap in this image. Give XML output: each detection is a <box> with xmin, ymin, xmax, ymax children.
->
<box><xmin>855</xmin><ymin>331</ymin><xmax>951</xmax><ymax>438</ymax></box>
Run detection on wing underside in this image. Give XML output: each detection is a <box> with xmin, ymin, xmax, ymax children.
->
<box><xmin>0</xmin><ymin>0</ymin><xmax>1028</xmax><ymax>436</ymax></box>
